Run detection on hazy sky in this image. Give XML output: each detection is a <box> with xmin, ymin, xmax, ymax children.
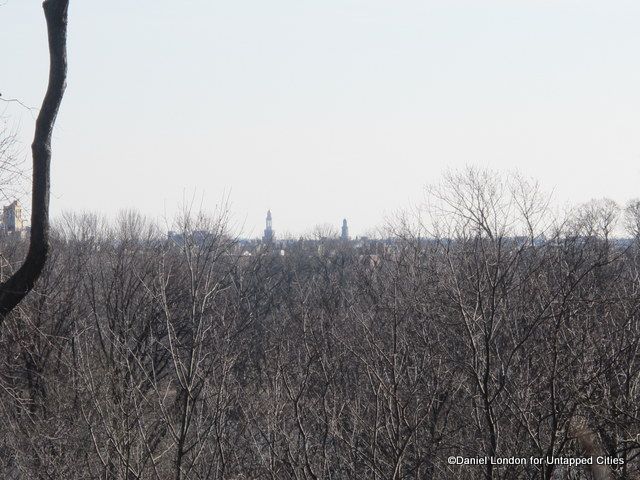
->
<box><xmin>2</xmin><ymin>0</ymin><xmax>640</xmax><ymax>237</ymax></box>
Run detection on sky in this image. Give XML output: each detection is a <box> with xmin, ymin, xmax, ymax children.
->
<box><xmin>1</xmin><ymin>0</ymin><xmax>640</xmax><ymax>237</ymax></box>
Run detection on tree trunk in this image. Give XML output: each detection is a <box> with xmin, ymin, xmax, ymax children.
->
<box><xmin>0</xmin><ymin>0</ymin><xmax>68</xmax><ymax>320</ymax></box>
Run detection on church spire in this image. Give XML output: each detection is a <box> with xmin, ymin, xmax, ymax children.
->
<box><xmin>341</xmin><ymin>218</ymin><xmax>349</xmax><ymax>241</ymax></box>
<box><xmin>263</xmin><ymin>210</ymin><xmax>274</xmax><ymax>243</ymax></box>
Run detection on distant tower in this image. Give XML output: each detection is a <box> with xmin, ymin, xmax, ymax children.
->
<box><xmin>341</xmin><ymin>218</ymin><xmax>349</xmax><ymax>241</ymax></box>
<box><xmin>3</xmin><ymin>200</ymin><xmax>24</xmax><ymax>233</ymax></box>
<box><xmin>263</xmin><ymin>210</ymin><xmax>275</xmax><ymax>243</ymax></box>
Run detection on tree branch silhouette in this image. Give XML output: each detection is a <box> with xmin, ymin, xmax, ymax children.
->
<box><xmin>0</xmin><ymin>0</ymin><xmax>68</xmax><ymax>321</ymax></box>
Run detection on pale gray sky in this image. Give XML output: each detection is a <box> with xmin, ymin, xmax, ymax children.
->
<box><xmin>2</xmin><ymin>0</ymin><xmax>640</xmax><ymax>236</ymax></box>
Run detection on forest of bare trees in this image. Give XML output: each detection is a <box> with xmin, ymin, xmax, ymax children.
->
<box><xmin>0</xmin><ymin>171</ymin><xmax>638</xmax><ymax>480</ymax></box>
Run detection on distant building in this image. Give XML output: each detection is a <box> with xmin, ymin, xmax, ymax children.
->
<box><xmin>2</xmin><ymin>200</ymin><xmax>24</xmax><ymax>234</ymax></box>
<box><xmin>341</xmin><ymin>219</ymin><xmax>349</xmax><ymax>241</ymax></box>
<box><xmin>263</xmin><ymin>210</ymin><xmax>275</xmax><ymax>243</ymax></box>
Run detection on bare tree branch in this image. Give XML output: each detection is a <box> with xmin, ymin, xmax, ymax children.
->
<box><xmin>0</xmin><ymin>0</ymin><xmax>68</xmax><ymax>320</ymax></box>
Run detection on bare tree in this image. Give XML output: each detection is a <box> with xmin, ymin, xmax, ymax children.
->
<box><xmin>0</xmin><ymin>119</ymin><xmax>24</xmax><ymax>201</ymax></box>
<box><xmin>0</xmin><ymin>0</ymin><xmax>68</xmax><ymax>320</ymax></box>
<box><xmin>624</xmin><ymin>200</ymin><xmax>640</xmax><ymax>240</ymax></box>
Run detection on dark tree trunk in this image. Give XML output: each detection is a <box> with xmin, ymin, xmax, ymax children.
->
<box><xmin>0</xmin><ymin>0</ymin><xmax>68</xmax><ymax>320</ymax></box>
